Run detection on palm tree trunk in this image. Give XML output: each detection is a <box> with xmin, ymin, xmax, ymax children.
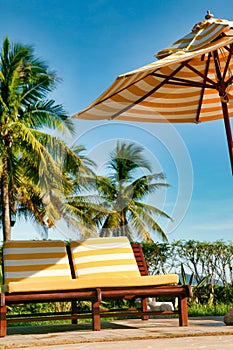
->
<box><xmin>120</xmin><ymin>211</ymin><xmax>125</xmax><ymax>236</ymax></box>
<box><xmin>1</xmin><ymin>156</ymin><xmax>11</xmax><ymax>241</ymax></box>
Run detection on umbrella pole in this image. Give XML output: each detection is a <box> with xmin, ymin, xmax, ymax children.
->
<box><xmin>221</xmin><ymin>101</ymin><xmax>233</xmax><ymax>175</ymax></box>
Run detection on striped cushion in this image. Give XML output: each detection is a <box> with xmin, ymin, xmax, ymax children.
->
<box><xmin>70</xmin><ymin>237</ymin><xmax>141</xmax><ymax>279</ymax></box>
<box><xmin>4</xmin><ymin>274</ymin><xmax>179</xmax><ymax>293</ymax></box>
<box><xmin>3</xmin><ymin>240</ymin><xmax>72</xmax><ymax>284</ymax></box>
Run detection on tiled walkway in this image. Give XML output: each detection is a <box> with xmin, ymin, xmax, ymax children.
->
<box><xmin>1</xmin><ymin>317</ymin><xmax>233</xmax><ymax>349</ymax></box>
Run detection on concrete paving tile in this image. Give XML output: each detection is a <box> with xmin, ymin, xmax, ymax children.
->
<box><xmin>1</xmin><ymin>317</ymin><xmax>233</xmax><ymax>349</ymax></box>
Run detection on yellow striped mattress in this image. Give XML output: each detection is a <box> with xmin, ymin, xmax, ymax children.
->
<box><xmin>70</xmin><ymin>237</ymin><xmax>141</xmax><ymax>279</ymax></box>
<box><xmin>69</xmin><ymin>237</ymin><xmax>178</xmax><ymax>287</ymax></box>
<box><xmin>3</xmin><ymin>240</ymin><xmax>72</xmax><ymax>285</ymax></box>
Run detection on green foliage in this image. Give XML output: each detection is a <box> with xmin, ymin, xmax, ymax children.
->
<box><xmin>7</xmin><ymin>302</ymin><xmax>57</xmax><ymax>315</ymax></box>
<box><xmin>174</xmin><ymin>240</ymin><xmax>233</xmax><ymax>285</ymax></box>
<box><xmin>192</xmin><ymin>284</ymin><xmax>233</xmax><ymax>305</ymax></box>
<box><xmin>179</xmin><ymin>263</ymin><xmax>194</xmax><ymax>285</ymax></box>
<box><xmin>141</xmin><ymin>240</ymin><xmax>233</xmax><ymax>285</ymax></box>
<box><xmin>101</xmin><ymin>298</ymin><xmax>137</xmax><ymax>310</ymax></box>
<box><xmin>141</xmin><ymin>241</ymin><xmax>172</xmax><ymax>274</ymax></box>
<box><xmin>188</xmin><ymin>302</ymin><xmax>230</xmax><ymax>317</ymax></box>
<box><xmin>95</xmin><ymin>141</ymin><xmax>171</xmax><ymax>241</ymax></box>
<box><xmin>214</xmin><ymin>284</ymin><xmax>233</xmax><ymax>304</ymax></box>
<box><xmin>0</xmin><ymin>37</ymin><xmax>99</xmax><ymax>240</ymax></box>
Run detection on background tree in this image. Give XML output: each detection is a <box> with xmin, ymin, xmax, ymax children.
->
<box><xmin>95</xmin><ymin>141</ymin><xmax>172</xmax><ymax>241</ymax></box>
<box><xmin>57</xmin><ymin>144</ymin><xmax>101</xmax><ymax>239</ymax></box>
<box><xmin>0</xmin><ymin>37</ymin><xmax>88</xmax><ymax>240</ymax></box>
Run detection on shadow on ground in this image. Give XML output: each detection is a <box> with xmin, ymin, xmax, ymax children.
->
<box><xmin>7</xmin><ymin>321</ymin><xmax>131</xmax><ymax>335</ymax></box>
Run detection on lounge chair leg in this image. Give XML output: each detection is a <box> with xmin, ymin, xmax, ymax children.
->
<box><xmin>92</xmin><ymin>299</ymin><xmax>100</xmax><ymax>331</ymax></box>
<box><xmin>71</xmin><ymin>300</ymin><xmax>78</xmax><ymax>325</ymax></box>
<box><xmin>92</xmin><ymin>288</ymin><xmax>101</xmax><ymax>331</ymax></box>
<box><xmin>141</xmin><ymin>297</ymin><xmax>149</xmax><ymax>321</ymax></box>
<box><xmin>0</xmin><ymin>294</ymin><xmax>6</xmax><ymax>337</ymax></box>
<box><xmin>178</xmin><ymin>295</ymin><xmax>188</xmax><ymax>326</ymax></box>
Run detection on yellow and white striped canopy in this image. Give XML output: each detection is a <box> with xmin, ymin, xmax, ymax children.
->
<box><xmin>74</xmin><ymin>15</ymin><xmax>233</xmax><ymax>124</ymax></box>
<box><xmin>73</xmin><ymin>13</ymin><xmax>233</xmax><ymax>172</ymax></box>
<box><xmin>156</xmin><ymin>16</ymin><xmax>233</xmax><ymax>59</ymax></box>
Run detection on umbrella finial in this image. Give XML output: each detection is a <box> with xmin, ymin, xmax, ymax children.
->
<box><xmin>205</xmin><ymin>10</ymin><xmax>214</xmax><ymax>20</ymax></box>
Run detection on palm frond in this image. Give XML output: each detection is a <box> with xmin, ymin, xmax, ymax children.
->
<box><xmin>129</xmin><ymin>204</ymin><xmax>169</xmax><ymax>241</ymax></box>
<box><xmin>108</xmin><ymin>141</ymin><xmax>152</xmax><ymax>182</ymax></box>
<box><xmin>134</xmin><ymin>201</ymin><xmax>172</xmax><ymax>221</ymax></box>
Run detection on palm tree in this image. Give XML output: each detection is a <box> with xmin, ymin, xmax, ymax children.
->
<box><xmin>95</xmin><ymin>141</ymin><xmax>172</xmax><ymax>242</ymax></box>
<box><xmin>54</xmin><ymin>144</ymin><xmax>101</xmax><ymax>238</ymax></box>
<box><xmin>0</xmin><ymin>36</ymin><xmax>81</xmax><ymax>240</ymax></box>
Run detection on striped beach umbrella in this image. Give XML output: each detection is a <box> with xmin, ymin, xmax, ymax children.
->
<box><xmin>74</xmin><ymin>11</ymin><xmax>233</xmax><ymax>174</ymax></box>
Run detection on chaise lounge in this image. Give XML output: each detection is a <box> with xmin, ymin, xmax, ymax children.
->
<box><xmin>0</xmin><ymin>237</ymin><xmax>192</xmax><ymax>336</ymax></box>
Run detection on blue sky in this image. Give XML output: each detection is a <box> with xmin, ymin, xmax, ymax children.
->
<box><xmin>1</xmin><ymin>0</ymin><xmax>233</xmax><ymax>242</ymax></box>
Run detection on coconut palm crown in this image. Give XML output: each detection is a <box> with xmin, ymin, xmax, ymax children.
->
<box><xmin>95</xmin><ymin>141</ymin><xmax>172</xmax><ymax>242</ymax></box>
<box><xmin>0</xmin><ymin>36</ymin><xmax>80</xmax><ymax>240</ymax></box>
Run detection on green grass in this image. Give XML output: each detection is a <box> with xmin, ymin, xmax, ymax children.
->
<box><xmin>7</xmin><ymin>319</ymin><xmax>91</xmax><ymax>327</ymax></box>
<box><xmin>188</xmin><ymin>302</ymin><xmax>231</xmax><ymax>317</ymax></box>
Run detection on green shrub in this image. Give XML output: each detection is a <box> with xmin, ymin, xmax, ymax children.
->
<box><xmin>213</xmin><ymin>284</ymin><xmax>233</xmax><ymax>304</ymax></box>
<box><xmin>192</xmin><ymin>284</ymin><xmax>233</xmax><ymax>305</ymax></box>
<box><xmin>188</xmin><ymin>302</ymin><xmax>230</xmax><ymax>316</ymax></box>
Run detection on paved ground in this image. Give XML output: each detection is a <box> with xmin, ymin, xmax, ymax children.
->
<box><xmin>1</xmin><ymin>317</ymin><xmax>233</xmax><ymax>349</ymax></box>
<box><xmin>12</xmin><ymin>335</ymin><xmax>233</xmax><ymax>350</ymax></box>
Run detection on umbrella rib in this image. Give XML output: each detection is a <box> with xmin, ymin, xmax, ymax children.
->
<box><xmin>183</xmin><ymin>62</ymin><xmax>217</xmax><ymax>87</ymax></box>
<box><xmin>221</xmin><ymin>101</ymin><xmax>233</xmax><ymax>175</ymax></box>
<box><xmin>110</xmin><ymin>63</ymin><xmax>186</xmax><ymax>120</ymax></box>
<box><xmin>195</xmin><ymin>52</ymin><xmax>212</xmax><ymax>123</ymax></box>
<box><xmin>222</xmin><ymin>44</ymin><xmax>233</xmax><ymax>81</ymax></box>
<box><xmin>213</xmin><ymin>49</ymin><xmax>225</xmax><ymax>90</ymax></box>
<box><xmin>226</xmin><ymin>75</ymin><xmax>233</xmax><ymax>86</ymax></box>
<box><xmin>152</xmin><ymin>73</ymin><xmax>214</xmax><ymax>89</ymax></box>
<box><xmin>166</xmin><ymin>80</ymin><xmax>213</xmax><ymax>89</ymax></box>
